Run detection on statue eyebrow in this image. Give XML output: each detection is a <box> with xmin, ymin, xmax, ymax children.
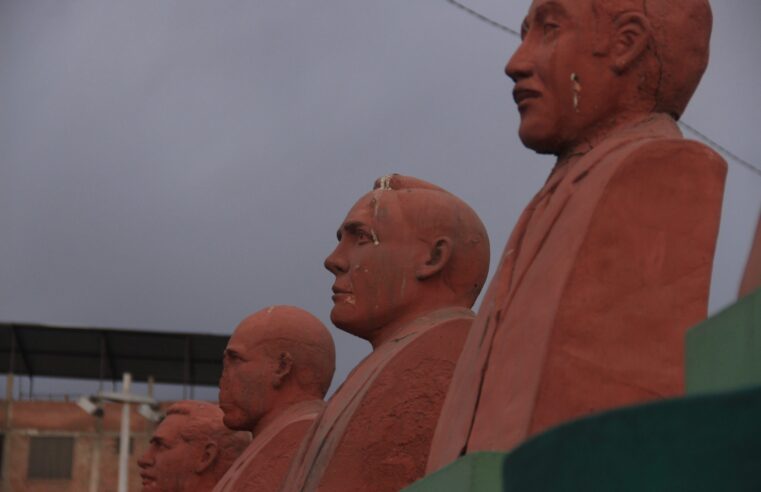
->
<box><xmin>150</xmin><ymin>435</ymin><xmax>168</xmax><ymax>446</ymax></box>
<box><xmin>534</xmin><ymin>1</ymin><xmax>568</xmax><ymax>22</ymax></box>
<box><xmin>224</xmin><ymin>347</ymin><xmax>245</xmax><ymax>359</ymax></box>
<box><xmin>337</xmin><ymin>221</ymin><xmax>368</xmax><ymax>240</ymax></box>
<box><xmin>522</xmin><ymin>1</ymin><xmax>566</xmax><ymax>39</ymax></box>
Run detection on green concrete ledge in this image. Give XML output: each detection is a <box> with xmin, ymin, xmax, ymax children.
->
<box><xmin>406</xmin><ymin>386</ymin><xmax>761</xmax><ymax>491</ymax></box>
<box><xmin>686</xmin><ymin>287</ymin><xmax>761</xmax><ymax>394</ymax></box>
<box><xmin>404</xmin><ymin>452</ymin><xmax>505</xmax><ymax>492</ymax></box>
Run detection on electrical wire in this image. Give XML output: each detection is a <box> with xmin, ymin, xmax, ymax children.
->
<box><xmin>444</xmin><ymin>0</ymin><xmax>761</xmax><ymax>178</ymax></box>
<box><xmin>445</xmin><ymin>0</ymin><xmax>521</xmax><ymax>36</ymax></box>
<box><xmin>678</xmin><ymin>121</ymin><xmax>761</xmax><ymax>178</ymax></box>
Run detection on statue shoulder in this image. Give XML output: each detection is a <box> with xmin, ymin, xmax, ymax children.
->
<box><xmin>582</xmin><ymin>135</ymin><xmax>727</xmax><ymax>259</ymax></box>
<box><xmin>614</xmin><ymin>137</ymin><xmax>728</xmax><ymax>184</ymax></box>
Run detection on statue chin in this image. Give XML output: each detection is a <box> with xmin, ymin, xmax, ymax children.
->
<box><xmin>517</xmin><ymin>123</ymin><xmax>562</xmax><ymax>156</ymax></box>
<box><xmin>329</xmin><ymin>314</ymin><xmax>375</xmax><ymax>342</ymax></box>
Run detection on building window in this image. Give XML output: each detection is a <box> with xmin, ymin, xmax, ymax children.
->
<box><xmin>27</xmin><ymin>436</ymin><xmax>74</xmax><ymax>479</ymax></box>
<box><xmin>114</xmin><ymin>437</ymin><xmax>134</xmax><ymax>455</ymax></box>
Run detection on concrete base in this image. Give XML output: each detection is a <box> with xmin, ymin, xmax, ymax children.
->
<box><xmin>686</xmin><ymin>287</ymin><xmax>761</xmax><ymax>394</ymax></box>
<box><xmin>404</xmin><ymin>452</ymin><xmax>504</xmax><ymax>492</ymax></box>
<box><xmin>407</xmin><ymin>386</ymin><xmax>761</xmax><ymax>491</ymax></box>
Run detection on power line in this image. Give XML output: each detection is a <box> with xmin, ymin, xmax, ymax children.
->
<box><xmin>443</xmin><ymin>0</ymin><xmax>761</xmax><ymax>178</ymax></box>
<box><xmin>678</xmin><ymin>121</ymin><xmax>761</xmax><ymax>178</ymax></box>
<box><xmin>444</xmin><ymin>0</ymin><xmax>520</xmax><ymax>37</ymax></box>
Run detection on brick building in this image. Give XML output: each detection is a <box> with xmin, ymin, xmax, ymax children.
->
<box><xmin>0</xmin><ymin>323</ymin><xmax>230</xmax><ymax>492</ymax></box>
<box><xmin>0</xmin><ymin>399</ymin><xmax>167</xmax><ymax>492</ymax></box>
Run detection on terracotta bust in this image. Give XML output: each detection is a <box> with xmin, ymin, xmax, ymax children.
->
<box><xmin>138</xmin><ymin>401</ymin><xmax>250</xmax><ymax>492</ymax></box>
<box><xmin>212</xmin><ymin>305</ymin><xmax>335</xmax><ymax>492</ymax></box>
<box><xmin>428</xmin><ymin>0</ymin><xmax>727</xmax><ymax>472</ymax></box>
<box><xmin>739</xmin><ymin>213</ymin><xmax>761</xmax><ymax>298</ymax></box>
<box><xmin>280</xmin><ymin>175</ymin><xmax>490</xmax><ymax>492</ymax></box>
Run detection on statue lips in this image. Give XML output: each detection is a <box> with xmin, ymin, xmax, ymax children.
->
<box><xmin>139</xmin><ymin>471</ymin><xmax>156</xmax><ymax>489</ymax></box>
<box><xmin>513</xmin><ymin>86</ymin><xmax>542</xmax><ymax>112</ymax></box>
<box><xmin>331</xmin><ymin>285</ymin><xmax>353</xmax><ymax>303</ymax></box>
<box><xmin>218</xmin><ymin>388</ymin><xmax>234</xmax><ymax>416</ymax></box>
<box><xmin>217</xmin><ymin>387</ymin><xmax>239</xmax><ymax>422</ymax></box>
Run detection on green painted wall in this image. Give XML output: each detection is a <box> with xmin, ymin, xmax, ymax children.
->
<box><xmin>686</xmin><ymin>288</ymin><xmax>761</xmax><ymax>394</ymax></box>
<box><xmin>403</xmin><ymin>453</ymin><xmax>504</xmax><ymax>492</ymax></box>
<box><xmin>500</xmin><ymin>387</ymin><xmax>761</xmax><ymax>491</ymax></box>
<box><xmin>406</xmin><ymin>290</ymin><xmax>761</xmax><ymax>491</ymax></box>
<box><xmin>406</xmin><ymin>387</ymin><xmax>761</xmax><ymax>491</ymax></box>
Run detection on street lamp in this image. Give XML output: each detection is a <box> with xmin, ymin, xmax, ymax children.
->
<box><xmin>78</xmin><ymin>373</ymin><xmax>159</xmax><ymax>492</ymax></box>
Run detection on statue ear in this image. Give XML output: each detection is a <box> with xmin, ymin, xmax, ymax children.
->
<box><xmin>195</xmin><ymin>442</ymin><xmax>218</xmax><ymax>474</ymax></box>
<box><xmin>610</xmin><ymin>12</ymin><xmax>651</xmax><ymax>74</ymax></box>
<box><xmin>272</xmin><ymin>351</ymin><xmax>293</xmax><ymax>388</ymax></box>
<box><xmin>416</xmin><ymin>237</ymin><xmax>453</xmax><ymax>281</ymax></box>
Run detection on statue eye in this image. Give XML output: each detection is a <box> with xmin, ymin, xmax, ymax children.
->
<box><xmin>543</xmin><ymin>22</ymin><xmax>559</xmax><ymax>38</ymax></box>
<box><xmin>356</xmin><ymin>230</ymin><xmax>372</xmax><ymax>243</ymax></box>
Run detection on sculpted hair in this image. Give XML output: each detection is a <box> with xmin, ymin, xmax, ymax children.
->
<box><xmin>593</xmin><ymin>0</ymin><xmax>713</xmax><ymax>119</ymax></box>
<box><xmin>165</xmin><ymin>401</ymin><xmax>250</xmax><ymax>469</ymax></box>
<box><xmin>372</xmin><ymin>174</ymin><xmax>490</xmax><ymax>306</ymax></box>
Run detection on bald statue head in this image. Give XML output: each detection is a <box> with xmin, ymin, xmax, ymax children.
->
<box><xmin>592</xmin><ymin>0</ymin><xmax>712</xmax><ymax>118</ymax></box>
<box><xmin>138</xmin><ymin>401</ymin><xmax>251</xmax><ymax>492</ymax></box>
<box><xmin>506</xmin><ymin>0</ymin><xmax>712</xmax><ymax>156</ymax></box>
<box><xmin>219</xmin><ymin>305</ymin><xmax>336</xmax><ymax>434</ymax></box>
<box><xmin>324</xmin><ymin>174</ymin><xmax>490</xmax><ymax>348</ymax></box>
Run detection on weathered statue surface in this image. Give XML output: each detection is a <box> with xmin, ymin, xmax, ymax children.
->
<box><xmin>138</xmin><ymin>400</ymin><xmax>250</xmax><ymax>492</ymax></box>
<box><xmin>212</xmin><ymin>305</ymin><xmax>335</xmax><ymax>492</ymax></box>
<box><xmin>427</xmin><ymin>0</ymin><xmax>727</xmax><ymax>473</ymax></box>
<box><xmin>281</xmin><ymin>175</ymin><xmax>490</xmax><ymax>492</ymax></box>
<box><xmin>740</xmin><ymin>214</ymin><xmax>761</xmax><ymax>298</ymax></box>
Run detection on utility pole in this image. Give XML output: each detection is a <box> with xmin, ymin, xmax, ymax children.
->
<box><xmin>117</xmin><ymin>373</ymin><xmax>131</xmax><ymax>492</ymax></box>
<box><xmin>2</xmin><ymin>331</ymin><xmax>16</xmax><ymax>492</ymax></box>
<box><xmin>83</xmin><ymin>373</ymin><xmax>157</xmax><ymax>492</ymax></box>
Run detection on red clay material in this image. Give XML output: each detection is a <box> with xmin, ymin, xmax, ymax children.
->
<box><xmin>282</xmin><ymin>175</ymin><xmax>490</xmax><ymax>492</ymax></box>
<box><xmin>213</xmin><ymin>306</ymin><xmax>335</xmax><ymax>492</ymax></box>
<box><xmin>428</xmin><ymin>0</ymin><xmax>727</xmax><ymax>473</ymax></box>
<box><xmin>138</xmin><ymin>401</ymin><xmax>250</xmax><ymax>492</ymax></box>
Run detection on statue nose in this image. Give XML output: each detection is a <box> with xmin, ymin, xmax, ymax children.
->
<box><xmin>324</xmin><ymin>249</ymin><xmax>348</xmax><ymax>275</ymax></box>
<box><xmin>137</xmin><ymin>451</ymin><xmax>153</xmax><ymax>468</ymax></box>
<box><xmin>505</xmin><ymin>42</ymin><xmax>533</xmax><ymax>82</ymax></box>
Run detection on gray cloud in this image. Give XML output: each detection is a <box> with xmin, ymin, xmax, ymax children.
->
<box><xmin>1</xmin><ymin>0</ymin><xmax>759</xmax><ymax>399</ymax></box>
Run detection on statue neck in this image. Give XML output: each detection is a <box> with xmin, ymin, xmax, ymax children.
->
<box><xmin>366</xmin><ymin>301</ymin><xmax>470</xmax><ymax>350</ymax></box>
<box><xmin>556</xmin><ymin>111</ymin><xmax>654</xmax><ymax>163</ymax></box>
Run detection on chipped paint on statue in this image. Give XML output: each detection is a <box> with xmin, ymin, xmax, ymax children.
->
<box><xmin>281</xmin><ymin>175</ymin><xmax>490</xmax><ymax>492</ymax></box>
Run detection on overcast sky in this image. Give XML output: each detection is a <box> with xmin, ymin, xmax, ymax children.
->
<box><xmin>1</xmin><ymin>0</ymin><xmax>759</xmax><ymax>401</ymax></box>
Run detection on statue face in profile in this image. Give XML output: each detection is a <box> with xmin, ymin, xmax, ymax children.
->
<box><xmin>139</xmin><ymin>401</ymin><xmax>250</xmax><ymax>492</ymax></box>
<box><xmin>506</xmin><ymin>0</ymin><xmax>713</xmax><ymax>157</ymax></box>
<box><xmin>219</xmin><ymin>324</ymin><xmax>275</xmax><ymax>431</ymax></box>
<box><xmin>219</xmin><ymin>306</ymin><xmax>335</xmax><ymax>433</ymax></box>
<box><xmin>506</xmin><ymin>0</ymin><xmax>619</xmax><ymax>155</ymax></box>
<box><xmin>138</xmin><ymin>414</ymin><xmax>201</xmax><ymax>492</ymax></box>
<box><xmin>324</xmin><ymin>191</ymin><xmax>425</xmax><ymax>343</ymax></box>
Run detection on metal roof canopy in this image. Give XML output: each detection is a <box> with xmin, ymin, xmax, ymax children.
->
<box><xmin>0</xmin><ymin>322</ymin><xmax>228</xmax><ymax>388</ymax></box>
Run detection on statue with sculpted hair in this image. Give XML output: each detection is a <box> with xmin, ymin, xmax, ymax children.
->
<box><xmin>428</xmin><ymin>0</ymin><xmax>727</xmax><ymax>473</ymax></box>
<box><xmin>138</xmin><ymin>401</ymin><xmax>250</xmax><ymax>492</ymax></box>
<box><xmin>281</xmin><ymin>174</ymin><xmax>490</xmax><ymax>492</ymax></box>
<box><xmin>212</xmin><ymin>305</ymin><xmax>335</xmax><ymax>492</ymax></box>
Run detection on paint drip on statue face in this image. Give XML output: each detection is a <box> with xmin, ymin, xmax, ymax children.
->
<box><xmin>324</xmin><ymin>190</ymin><xmax>427</xmax><ymax>344</ymax></box>
<box><xmin>506</xmin><ymin>0</ymin><xmax>619</xmax><ymax>156</ymax></box>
